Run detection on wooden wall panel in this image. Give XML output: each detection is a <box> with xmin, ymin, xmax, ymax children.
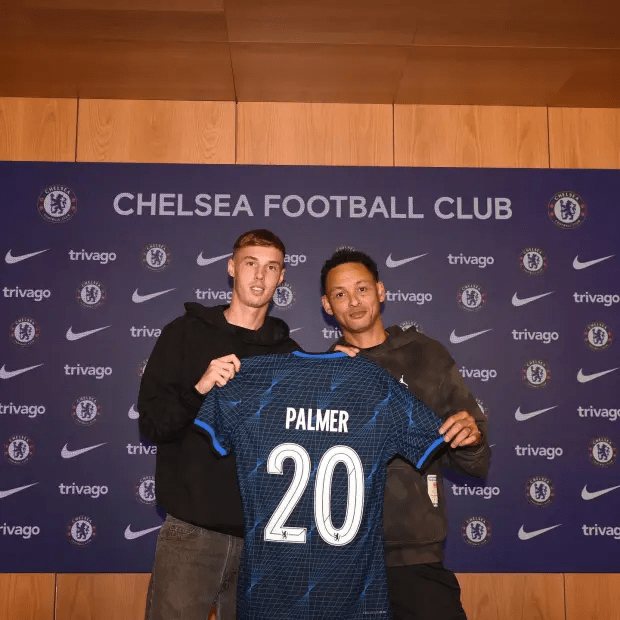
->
<box><xmin>56</xmin><ymin>573</ymin><xmax>151</xmax><ymax>620</ymax></box>
<box><xmin>0</xmin><ymin>97</ymin><xmax>77</xmax><ymax>161</ymax></box>
<box><xmin>457</xmin><ymin>573</ymin><xmax>565</xmax><ymax>620</ymax></box>
<box><xmin>77</xmin><ymin>99</ymin><xmax>236</xmax><ymax>163</ymax></box>
<box><xmin>549</xmin><ymin>107</ymin><xmax>620</xmax><ymax>169</ymax></box>
<box><xmin>394</xmin><ymin>105</ymin><xmax>549</xmax><ymax>168</ymax></box>
<box><xmin>237</xmin><ymin>102</ymin><xmax>393</xmax><ymax>166</ymax></box>
<box><xmin>0</xmin><ymin>574</ymin><xmax>55</xmax><ymax>620</ymax></box>
<box><xmin>565</xmin><ymin>574</ymin><xmax>620</xmax><ymax>620</ymax></box>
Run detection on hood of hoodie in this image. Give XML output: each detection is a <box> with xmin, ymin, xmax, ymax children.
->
<box><xmin>334</xmin><ymin>324</ymin><xmax>416</xmax><ymax>353</ymax></box>
<box><xmin>184</xmin><ymin>302</ymin><xmax>291</xmax><ymax>346</ymax></box>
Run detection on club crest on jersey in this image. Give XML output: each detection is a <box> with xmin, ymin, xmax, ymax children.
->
<box><xmin>548</xmin><ymin>191</ymin><xmax>586</xmax><ymax>229</ymax></box>
<box><xmin>4</xmin><ymin>435</ymin><xmax>34</xmax><ymax>465</ymax></box>
<box><xmin>9</xmin><ymin>317</ymin><xmax>40</xmax><ymax>347</ymax></box>
<box><xmin>476</xmin><ymin>398</ymin><xmax>488</xmax><ymax>416</ymax></box>
<box><xmin>519</xmin><ymin>247</ymin><xmax>548</xmax><ymax>275</ymax></box>
<box><xmin>526</xmin><ymin>476</ymin><xmax>554</xmax><ymax>506</ymax></box>
<box><xmin>67</xmin><ymin>515</ymin><xmax>96</xmax><ymax>546</ymax></box>
<box><xmin>399</xmin><ymin>320</ymin><xmax>423</xmax><ymax>334</ymax></box>
<box><xmin>589</xmin><ymin>437</ymin><xmax>617</xmax><ymax>467</ymax></box>
<box><xmin>272</xmin><ymin>281</ymin><xmax>296</xmax><ymax>310</ymax></box>
<box><xmin>141</xmin><ymin>244</ymin><xmax>172</xmax><ymax>271</ymax></box>
<box><xmin>584</xmin><ymin>322</ymin><xmax>613</xmax><ymax>351</ymax></box>
<box><xmin>72</xmin><ymin>396</ymin><xmax>101</xmax><ymax>426</ymax></box>
<box><xmin>462</xmin><ymin>516</ymin><xmax>491</xmax><ymax>546</ymax></box>
<box><xmin>522</xmin><ymin>360</ymin><xmax>550</xmax><ymax>388</ymax></box>
<box><xmin>138</xmin><ymin>358</ymin><xmax>149</xmax><ymax>377</ymax></box>
<box><xmin>76</xmin><ymin>280</ymin><xmax>105</xmax><ymax>309</ymax></box>
<box><xmin>38</xmin><ymin>185</ymin><xmax>77</xmax><ymax>223</ymax></box>
<box><xmin>457</xmin><ymin>284</ymin><xmax>486</xmax><ymax>312</ymax></box>
<box><xmin>136</xmin><ymin>475</ymin><xmax>157</xmax><ymax>505</ymax></box>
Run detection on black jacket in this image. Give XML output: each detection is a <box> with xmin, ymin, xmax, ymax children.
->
<box><xmin>137</xmin><ymin>303</ymin><xmax>298</xmax><ymax>536</ymax></box>
<box><xmin>335</xmin><ymin>325</ymin><xmax>490</xmax><ymax>566</ymax></box>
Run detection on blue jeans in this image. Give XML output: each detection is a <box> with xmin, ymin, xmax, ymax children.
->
<box><xmin>145</xmin><ymin>515</ymin><xmax>243</xmax><ymax>620</ymax></box>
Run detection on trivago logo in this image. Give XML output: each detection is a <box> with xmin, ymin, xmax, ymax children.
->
<box><xmin>582</xmin><ymin>524</ymin><xmax>620</xmax><ymax>540</ymax></box>
<box><xmin>0</xmin><ymin>523</ymin><xmax>41</xmax><ymax>539</ymax></box>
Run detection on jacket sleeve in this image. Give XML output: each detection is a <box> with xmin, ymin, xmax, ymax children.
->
<box><xmin>137</xmin><ymin>319</ymin><xmax>206</xmax><ymax>444</ymax></box>
<box><xmin>432</xmin><ymin>362</ymin><xmax>490</xmax><ymax>479</ymax></box>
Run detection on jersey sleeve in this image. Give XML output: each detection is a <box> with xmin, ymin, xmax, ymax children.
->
<box><xmin>193</xmin><ymin>383</ymin><xmax>240</xmax><ymax>456</ymax></box>
<box><xmin>388</xmin><ymin>380</ymin><xmax>445</xmax><ymax>470</ymax></box>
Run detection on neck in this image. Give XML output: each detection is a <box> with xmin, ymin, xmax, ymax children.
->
<box><xmin>224</xmin><ymin>299</ymin><xmax>268</xmax><ymax>331</ymax></box>
<box><xmin>342</xmin><ymin>324</ymin><xmax>388</xmax><ymax>349</ymax></box>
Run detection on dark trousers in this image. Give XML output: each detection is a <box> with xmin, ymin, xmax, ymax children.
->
<box><xmin>145</xmin><ymin>515</ymin><xmax>243</xmax><ymax>620</ymax></box>
<box><xmin>387</xmin><ymin>563</ymin><xmax>468</xmax><ymax>620</ymax></box>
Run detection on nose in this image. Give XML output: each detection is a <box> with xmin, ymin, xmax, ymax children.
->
<box><xmin>348</xmin><ymin>294</ymin><xmax>360</xmax><ymax>307</ymax></box>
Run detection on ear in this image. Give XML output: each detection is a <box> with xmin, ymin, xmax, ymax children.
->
<box><xmin>377</xmin><ymin>281</ymin><xmax>386</xmax><ymax>303</ymax></box>
<box><xmin>321</xmin><ymin>295</ymin><xmax>334</xmax><ymax>316</ymax></box>
<box><xmin>278</xmin><ymin>268</ymin><xmax>285</xmax><ymax>286</ymax></box>
<box><xmin>227</xmin><ymin>258</ymin><xmax>235</xmax><ymax>279</ymax></box>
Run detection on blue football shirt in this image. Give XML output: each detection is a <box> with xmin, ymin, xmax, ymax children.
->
<box><xmin>195</xmin><ymin>351</ymin><xmax>444</xmax><ymax>620</ymax></box>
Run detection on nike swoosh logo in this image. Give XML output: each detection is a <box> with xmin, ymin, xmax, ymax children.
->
<box><xmin>290</xmin><ymin>328</ymin><xmax>303</xmax><ymax>333</ymax></box>
<box><xmin>577</xmin><ymin>367</ymin><xmax>619</xmax><ymax>383</ymax></box>
<box><xmin>581</xmin><ymin>484</ymin><xmax>620</xmax><ymax>501</ymax></box>
<box><xmin>196</xmin><ymin>252</ymin><xmax>232</xmax><ymax>267</ymax></box>
<box><xmin>5</xmin><ymin>248</ymin><xmax>50</xmax><ymax>264</ymax></box>
<box><xmin>128</xmin><ymin>405</ymin><xmax>139</xmax><ymax>420</ymax></box>
<box><xmin>0</xmin><ymin>363</ymin><xmax>44</xmax><ymax>379</ymax></box>
<box><xmin>124</xmin><ymin>524</ymin><xmax>162</xmax><ymax>540</ymax></box>
<box><xmin>573</xmin><ymin>254</ymin><xmax>615</xmax><ymax>270</ymax></box>
<box><xmin>385</xmin><ymin>253</ymin><xmax>428</xmax><ymax>268</ymax></box>
<box><xmin>449</xmin><ymin>328</ymin><xmax>492</xmax><ymax>344</ymax></box>
<box><xmin>518</xmin><ymin>524</ymin><xmax>562</xmax><ymax>540</ymax></box>
<box><xmin>132</xmin><ymin>288</ymin><xmax>176</xmax><ymax>304</ymax></box>
<box><xmin>512</xmin><ymin>291</ymin><xmax>554</xmax><ymax>307</ymax></box>
<box><xmin>514</xmin><ymin>405</ymin><xmax>558</xmax><ymax>421</ymax></box>
<box><xmin>66</xmin><ymin>325</ymin><xmax>111</xmax><ymax>341</ymax></box>
<box><xmin>0</xmin><ymin>482</ymin><xmax>39</xmax><ymax>499</ymax></box>
<box><xmin>61</xmin><ymin>442</ymin><xmax>106</xmax><ymax>459</ymax></box>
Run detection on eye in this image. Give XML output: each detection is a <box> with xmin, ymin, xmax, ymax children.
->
<box><xmin>268</xmin><ymin>265</ymin><xmax>278</xmax><ymax>271</ymax></box>
<box><xmin>359</xmin><ymin>286</ymin><xmax>367</xmax><ymax>292</ymax></box>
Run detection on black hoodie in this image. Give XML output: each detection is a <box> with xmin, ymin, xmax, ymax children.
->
<box><xmin>334</xmin><ymin>324</ymin><xmax>490</xmax><ymax>566</ymax></box>
<box><xmin>138</xmin><ymin>303</ymin><xmax>298</xmax><ymax>536</ymax></box>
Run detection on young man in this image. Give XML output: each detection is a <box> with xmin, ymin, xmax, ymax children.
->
<box><xmin>138</xmin><ymin>229</ymin><xmax>298</xmax><ymax>620</ymax></box>
<box><xmin>321</xmin><ymin>248</ymin><xmax>490</xmax><ymax>620</ymax></box>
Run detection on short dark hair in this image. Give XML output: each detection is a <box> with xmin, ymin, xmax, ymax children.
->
<box><xmin>320</xmin><ymin>248</ymin><xmax>380</xmax><ymax>295</ymax></box>
<box><xmin>233</xmin><ymin>229</ymin><xmax>286</xmax><ymax>257</ymax></box>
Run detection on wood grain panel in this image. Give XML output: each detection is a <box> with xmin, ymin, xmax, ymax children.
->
<box><xmin>395</xmin><ymin>105</ymin><xmax>549</xmax><ymax>168</ymax></box>
<box><xmin>396</xmin><ymin>46</ymin><xmax>620</xmax><ymax>108</ymax></box>
<box><xmin>457</xmin><ymin>573</ymin><xmax>565</xmax><ymax>620</ymax></box>
<box><xmin>0</xmin><ymin>97</ymin><xmax>77</xmax><ymax>161</ymax></box>
<box><xmin>56</xmin><ymin>573</ymin><xmax>151</xmax><ymax>620</ymax></box>
<box><xmin>231</xmin><ymin>43</ymin><xmax>408</xmax><ymax>104</ymax></box>
<box><xmin>565</xmin><ymin>574</ymin><xmax>620</xmax><ymax>620</ymax></box>
<box><xmin>549</xmin><ymin>108</ymin><xmax>620</xmax><ymax>169</ymax></box>
<box><xmin>0</xmin><ymin>574</ymin><xmax>55</xmax><ymax>620</ymax></box>
<box><xmin>77</xmin><ymin>100</ymin><xmax>235</xmax><ymax>163</ymax></box>
<box><xmin>237</xmin><ymin>102</ymin><xmax>393</xmax><ymax>165</ymax></box>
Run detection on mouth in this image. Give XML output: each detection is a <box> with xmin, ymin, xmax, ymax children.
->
<box><xmin>250</xmin><ymin>285</ymin><xmax>265</xmax><ymax>293</ymax></box>
<box><xmin>348</xmin><ymin>310</ymin><xmax>366</xmax><ymax>319</ymax></box>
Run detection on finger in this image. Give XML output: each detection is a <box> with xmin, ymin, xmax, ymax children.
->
<box><xmin>218</xmin><ymin>354</ymin><xmax>242</xmax><ymax>372</ymax></box>
<box><xmin>450</xmin><ymin>428</ymin><xmax>473</xmax><ymax>448</ymax></box>
<box><xmin>442</xmin><ymin>421</ymin><xmax>466</xmax><ymax>443</ymax></box>
<box><xmin>439</xmin><ymin>411</ymin><xmax>470</xmax><ymax>434</ymax></box>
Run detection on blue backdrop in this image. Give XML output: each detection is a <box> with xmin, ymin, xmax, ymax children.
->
<box><xmin>1</xmin><ymin>161</ymin><xmax>618</xmax><ymax>572</ymax></box>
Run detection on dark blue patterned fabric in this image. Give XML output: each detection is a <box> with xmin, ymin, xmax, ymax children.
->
<box><xmin>195</xmin><ymin>351</ymin><xmax>444</xmax><ymax>620</ymax></box>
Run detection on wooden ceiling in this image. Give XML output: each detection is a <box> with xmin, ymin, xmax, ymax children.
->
<box><xmin>2</xmin><ymin>0</ymin><xmax>620</xmax><ymax>106</ymax></box>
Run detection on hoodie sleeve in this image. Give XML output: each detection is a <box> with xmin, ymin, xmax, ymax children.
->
<box><xmin>137</xmin><ymin>319</ymin><xmax>205</xmax><ymax>444</ymax></box>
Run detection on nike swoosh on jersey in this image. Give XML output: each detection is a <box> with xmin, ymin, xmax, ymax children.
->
<box><xmin>514</xmin><ymin>405</ymin><xmax>558</xmax><ymax>421</ymax></box>
<box><xmin>5</xmin><ymin>248</ymin><xmax>50</xmax><ymax>264</ymax></box>
<box><xmin>511</xmin><ymin>291</ymin><xmax>554</xmax><ymax>307</ymax></box>
<box><xmin>124</xmin><ymin>524</ymin><xmax>162</xmax><ymax>540</ymax></box>
<box><xmin>518</xmin><ymin>524</ymin><xmax>562</xmax><ymax>540</ymax></box>
<box><xmin>66</xmin><ymin>325</ymin><xmax>111</xmax><ymax>341</ymax></box>
<box><xmin>581</xmin><ymin>484</ymin><xmax>620</xmax><ymax>500</ymax></box>
<box><xmin>61</xmin><ymin>442</ymin><xmax>106</xmax><ymax>459</ymax></box>
<box><xmin>449</xmin><ymin>328</ymin><xmax>492</xmax><ymax>344</ymax></box>
<box><xmin>385</xmin><ymin>253</ymin><xmax>428</xmax><ymax>268</ymax></box>
<box><xmin>573</xmin><ymin>254</ymin><xmax>615</xmax><ymax>270</ymax></box>
<box><xmin>128</xmin><ymin>405</ymin><xmax>139</xmax><ymax>419</ymax></box>
<box><xmin>0</xmin><ymin>482</ymin><xmax>39</xmax><ymax>499</ymax></box>
<box><xmin>577</xmin><ymin>367</ymin><xmax>619</xmax><ymax>383</ymax></box>
<box><xmin>132</xmin><ymin>288</ymin><xmax>176</xmax><ymax>303</ymax></box>
<box><xmin>196</xmin><ymin>252</ymin><xmax>233</xmax><ymax>267</ymax></box>
<box><xmin>0</xmin><ymin>363</ymin><xmax>44</xmax><ymax>379</ymax></box>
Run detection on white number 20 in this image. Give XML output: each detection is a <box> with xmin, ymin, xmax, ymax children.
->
<box><xmin>264</xmin><ymin>443</ymin><xmax>364</xmax><ymax>547</ymax></box>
